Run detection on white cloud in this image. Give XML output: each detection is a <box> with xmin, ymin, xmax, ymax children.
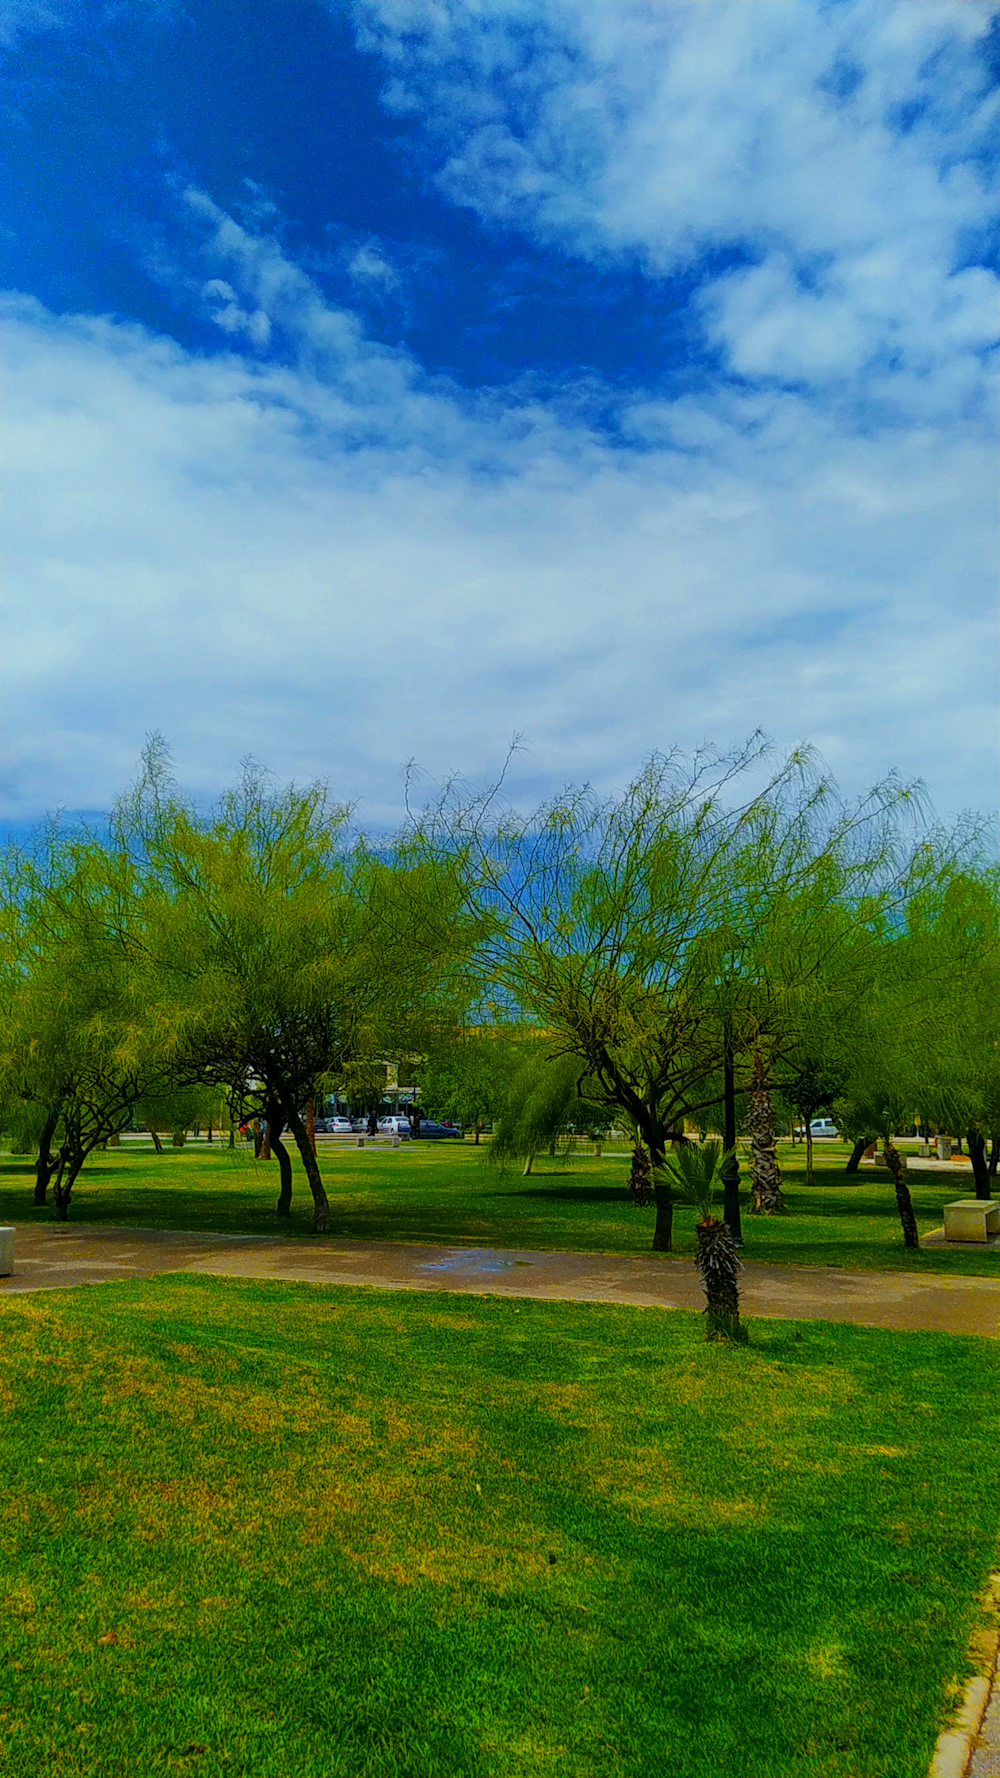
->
<box><xmin>0</xmin><ymin>0</ymin><xmax>178</xmax><ymax>46</ymax></box>
<box><xmin>2</xmin><ymin>191</ymin><xmax>995</xmax><ymax>826</ymax></box>
<box><xmin>348</xmin><ymin>243</ymin><xmax>400</xmax><ymax>289</ymax></box>
<box><xmin>353</xmin><ymin>0</ymin><xmax>1000</xmax><ymax>399</ymax></box>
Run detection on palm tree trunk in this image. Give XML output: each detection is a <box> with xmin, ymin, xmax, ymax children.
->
<box><xmin>845</xmin><ymin>1137</ymin><xmax>871</xmax><ymax>1174</ymax></box>
<box><xmin>694</xmin><ymin>1217</ymin><xmax>748</xmax><ymax>1342</ymax></box>
<box><xmin>882</xmin><ymin>1140</ymin><xmax>919</xmax><ymax>1248</ymax></box>
<box><xmin>748</xmin><ymin>1048</ymin><xmax>785</xmax><ymax>1214</ymax></box>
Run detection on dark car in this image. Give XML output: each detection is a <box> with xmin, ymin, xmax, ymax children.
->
<box><xmin>413</xmin><ymin>1120</ymin><xmax>462</xmax><ymax>1140</ymax></box>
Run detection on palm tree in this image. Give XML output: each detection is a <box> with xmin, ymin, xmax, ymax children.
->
<box><xmin>662</xmin><ymin>1140</ymin><xmax>749</xmax><ymax>1343</ymax></box>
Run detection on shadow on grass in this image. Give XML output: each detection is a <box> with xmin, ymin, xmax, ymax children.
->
<box><xmin>494</xmin><ymin>1184</ymin><xmax>629</xmax><ymax>1204</ymax></box>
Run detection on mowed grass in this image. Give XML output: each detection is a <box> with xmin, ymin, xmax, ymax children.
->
<box><xmin>1</xmin><ymin>1139</ymin><xmax>998</xmax><ymax>1275</ymax></box>
<box><xmin>0</xmin><ymin>1274</ymin><xmax>997</xmax><ymax>1777</ymax></box>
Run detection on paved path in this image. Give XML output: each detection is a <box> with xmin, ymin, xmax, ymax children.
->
<box><xmin>972</xmin><ymin>1685</ymin><xmax>1000</xmax><ymax>1778</ymax></box>
<box><xmin>0</xmin><ymin>1224</ymin><xmax>998</xmax><ymax>1336</ymax></box>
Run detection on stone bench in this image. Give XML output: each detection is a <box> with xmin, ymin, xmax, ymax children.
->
<box><xmin>0</xmin><ymin>1228</ymin><xmax>13</xmax><ymax>1276</ymax></box>
<box><xmin>943</xmin><ymin>1200</ymin><xmax>1000</xmax><ymax>1244</ymax></box>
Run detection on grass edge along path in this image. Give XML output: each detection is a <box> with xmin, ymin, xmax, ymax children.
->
<box><xmin>0</xmin><ymin>1273</ymin><xmax>998</xmax><ymax>1777</ymax></box>
<box><xmin>2</xmin><ymin>1140</ymin><xmax>1000</xmax><ymax>1278</ymax></box>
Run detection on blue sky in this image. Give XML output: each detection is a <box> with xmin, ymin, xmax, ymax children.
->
<box><xmin>2</xmin><ymin>0</ymin><xmax>998</xmax><ymax>827</ymax></box>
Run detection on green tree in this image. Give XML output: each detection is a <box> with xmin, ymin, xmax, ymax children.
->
<box><xmin>661</xmin><ymin>1140</ymin><xmax>748</xmax><ymax>1342</ymax></box>
<box><xmin>114</xmin><ymin>751</ymin><xmax>465</xmax><ymax>1232</ymax></box>
<box><xmin>0</xmin><ymin>826</ymin><xmax>167</xmax><ymax>1218</ymax></box>
<box><xmin>429</xmin><ymin>739</ymin><xmax>919</xmax><ymax>1251</ymax></box>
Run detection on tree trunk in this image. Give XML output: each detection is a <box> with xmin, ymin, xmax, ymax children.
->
<box><xmin>34</xmin><ymin>1106</ymin><xmax>59</xmax><ymax>1205</ymax></box>
<box><xmin>149</xmin><ymin>1129</ymin><xmax>163</xmax><ymax>1154</ymax></box>
<box><xmin>694</xmin><ymin>1217</ymin><xmax>748</xmax><ymax>1343</ymax></box>
<box><xmin>474</xmin><ymin>1124</ymin><xmax>481</xmax><ymax>1145</ymax></box>
<box><xmin>845</xmin><ymin>1137</ymin><xmax>871</xmax><ymax>1174</ymax></box>
<box><xmin>989</xmin><ymin>1133</ymin><xmax>1000</xmax><ymax>1177</ymax></box>
<box><xmin>228</xmin><ymin>1118</ymin><xmax>235</xmax><ymax>1150</ymax></box>
<box><xmin>882</xmin><ymin>1140</ymin><xmax>919</xmax><ymax>1248</ymax></box>
<box><xmin>252</xmin><ymin>1120</ymin><xmax>263</xmax><ymax>1159</ymax></box>
<box><xmin>207</xmin><ymin>1116</ymin><xmax>213</xmax><ymax>1143</ymax></box>
<box><xmin>52</xmin><ymin>1144</ymin><xmax>83</xmax><ymax>1221</ymax></box>
<box><xmin>968</xmin><ymin>1130</ymin><xmax>991</xmax><ymax>1200</ymax></box>
<box><xmin>306</xmin><ymin>1100</ymin><xmax>316</xmax><ymax>1154</ymax></box>
<box><xmin>282</xmin><ymin>1098</ymin><xmax>330</xmax><ymax>1233</ymax></box>
<box><xmin>648</xmin><ymin>1142</ymin><xmax>674</xmax><ymax>1252</ymax></box>
<box><xmin>748</xmin><ymin>1049</ymin><xmax>786</xmax><ymax>1214</ymax></box>
<box><xmin>269</xmin><ymin>1113</ymin><xmax>293</xmax><ymax>1217</ymax></box>
<box><xmin>522</xmin><ymin>1150</ymin><xmax>535</xmax><ymax>1176</ymax></box>
<box><xmin>261</xmin><ymin>1121</ymin><xmax>271</xmax><ymax>1161</ymax></box>
<box><xmin>805</xmin><ymin>1124</ymin><xmax>814</xmax><ymax>1187</ymax></box>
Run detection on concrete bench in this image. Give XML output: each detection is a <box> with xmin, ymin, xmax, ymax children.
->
<box><xmin>0</xmin><ymin>1228</ymin><xmax>13</xmax><ymax>1276</ymax></box>
<box><xmin>944</xmin><ymin>1200</ymin><xmax>1000</xmax><ymax>1244</ymax></box>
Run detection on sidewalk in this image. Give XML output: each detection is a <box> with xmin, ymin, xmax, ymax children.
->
<box><xmin>1</xmin><ymin>1224</ymin><xmax>998</xmax><ymax>1336</ymax></box>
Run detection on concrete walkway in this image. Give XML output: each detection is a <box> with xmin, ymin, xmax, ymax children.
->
<box><xmin>0</xmin><ymin>1224</ymin><xmax>998</xmax><ymax>1336</ymax></box>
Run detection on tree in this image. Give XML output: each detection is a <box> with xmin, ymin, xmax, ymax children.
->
<box><xmin>483</xmin><ymin>1041</ymin><xmax>608</xmax><ymax>1172</ymax></box>
<box><xmin>425</xmin><ymin>738</ymin><xmax>921</xmax><ymax>1251</ymax></box>
<box><xmin>418</xmin><ymin>1030</ymin><xmax>515</xmax><ymax>1143</ymax></box>
<box><xmin>661</xmin><ymin>1140</ymin><xmax>747</xmax><ymax>1342</ymax></box>
<box><xmin>0</xmin><ymin>827</ymin><xmax>167</xmax><ymax>1218</ymax></box>
<box><xmin>778</xmin><ymin>1057</ymin><xmax>844</xmax><ymax>1184</ymax></box>
<box><xmin>113</xmin><ymin>749</ymin><xmax>467</xmax><ymax>1232</ymax></box>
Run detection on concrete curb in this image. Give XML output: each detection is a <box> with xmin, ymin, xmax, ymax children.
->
<box><xmin>929</xmin><ymin>1574</ymin><xmax>1000</xmax><ymax>1778</ymax></box>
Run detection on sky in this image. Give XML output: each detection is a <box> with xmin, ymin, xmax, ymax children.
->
<box><xmin>2</xmin><ymin>0</ymin><xmax>998</xmax><ymax>829</ymax></box>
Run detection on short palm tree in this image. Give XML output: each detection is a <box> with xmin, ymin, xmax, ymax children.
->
<box><xmin>661</xmin><ymin>1140</ymin><xmax>749</xmax><ymax>1343</ymax></box>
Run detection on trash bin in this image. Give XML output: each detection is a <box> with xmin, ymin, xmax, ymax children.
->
<box><xmin>937</xmin><ymin>1136</ymin><xmax>952</xmax><ymax>1161</ymax></box>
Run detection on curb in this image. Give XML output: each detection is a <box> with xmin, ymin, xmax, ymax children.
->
<box><xmin>929</xmin><ymin>1573</ymin><xmax>1000</xmax><ymax>1778</ymax></box>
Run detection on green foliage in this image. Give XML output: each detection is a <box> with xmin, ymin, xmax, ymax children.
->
<box><xmin>659</xmin><ymin>1138</ymin><xmax>735</xmax><ymax>1220</ymax></box>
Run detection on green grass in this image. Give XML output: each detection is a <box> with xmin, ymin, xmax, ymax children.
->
<box><xmin>2</xmin><ymin>1139</ymin><xmax>999</xmax><ymax>1276</ymax></box>
<box><xmin>0</xmin><ymin>1274</ymin><xmax>996</xmax><ymax>1776</ymax></box>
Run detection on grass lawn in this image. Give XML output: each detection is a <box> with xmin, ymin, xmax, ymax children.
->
<box><xmin>0</xmin><ymin>1274</ymin><xmax>996</xmax><ymax>1776</ymax></box>
<box><xmin>1</xmin><ymin>1139</ymin><xmax>999</xmax><ymax>1276</ymax></box>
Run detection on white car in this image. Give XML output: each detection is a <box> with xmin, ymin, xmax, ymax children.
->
<box><xmin>314</xmin><ymin>1116</ymin><xmax>353</xmax><ymax>1135</ymax></box>
<box><xmin>794</xmin><ymin>1118</ymin><xmax>839</xmax><ymax>1139</ymax></box>
<box><xmin>378</xmin><ymin>1117</ymin><xmax>412</xmax><ymax>1138</ymax></box>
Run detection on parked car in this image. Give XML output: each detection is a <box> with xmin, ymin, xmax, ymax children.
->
<box><xmin>794</xmin><ymin>1118</ymin><xmax>839</xmax><ymax>1139</ymax></box>
<box><xmin>378</xmin><ymin>1117</ymin><xmax>412</xmax><ymax>1138</ymax></box>
<box><xmin>314</xmin><ymin>1117</ymin><xmax>353</xmax><ymax>1134</ymax></box>
<box><xmin>412</xmin><ymin>1120</ymin><xmax>462</xmax><ymax>1140</ymax></box>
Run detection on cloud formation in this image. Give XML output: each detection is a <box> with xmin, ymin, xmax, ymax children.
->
<box><xmin>356</xmin><ymin>0</ymin><xmax>999</xmax><ymax>414</ymax></box>
<box><xmin>2</xmin><ymin>2</ymin><xmax>996</xmax><ymax>828</ymax></box>
<box><xmin>3</xmin><ymin>186</ymin><xmax>994</xmax><ymax>825</ymax></box>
